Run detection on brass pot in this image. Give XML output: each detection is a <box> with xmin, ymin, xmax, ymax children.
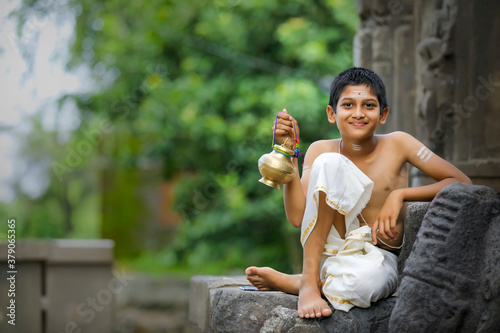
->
<box><xmin>258</xmin><ymin>144</ymin><xmax>297</xmax><ymax>190</ymax></box>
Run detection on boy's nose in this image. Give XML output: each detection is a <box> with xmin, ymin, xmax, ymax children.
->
<box><xmin>352</xmin><ymin>107</ymin><xmax>365</xmax><ymax>118</ymax></box>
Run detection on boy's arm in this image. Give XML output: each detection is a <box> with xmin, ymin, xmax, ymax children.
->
<box><xmin>283</xmin><ymin>159</ymin><xmax>306</xmax><ymax>227</ymax></box>
<box><xmin>283</xmin><ymin>141</ymin><xmax>323</xmax><ymax>227</ymax></box>
<box><xmin>272</xmin><ymin>109</ymin><xmax>305</xmax><ymax>227</ymax></box>
<box><xmin>372</xmin><ymin>132</ymin><xmax>472</xmax><ymax>243</ymax></box>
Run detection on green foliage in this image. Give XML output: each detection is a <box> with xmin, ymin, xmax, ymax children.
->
<box><xmin>0</xmin><ymin>112</ymin><xmax>102</xmax><ymax>241</ymax></box>
<box><xmin>13</xmin><ymin>0</ymin><xmax>357</xmax><ymax>274</ymax></box>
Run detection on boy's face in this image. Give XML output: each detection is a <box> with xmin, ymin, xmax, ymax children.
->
<box><xmin>327</xmin><ymin>84</ymin><xmax>388</xmax><ymax>140</ymax></box>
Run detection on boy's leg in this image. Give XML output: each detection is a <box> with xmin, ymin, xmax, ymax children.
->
<box><xmin>245</xmin><ymin>267</ymin><xmax>301</xmax><ymax>295</ymax></box>
<box><xmin>298</xmin><ymin>191</ymin><xmax>342</xmax><ymax>318</ymax></box>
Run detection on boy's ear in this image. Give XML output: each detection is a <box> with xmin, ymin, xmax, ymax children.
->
<box><xmin>379</xmin><ymin>107</ymin><xmax>389</xmax><ymax>125</ymax></box>
<box><xmin>327</xmin><ymin>105</ymin><xmax>336</xmax><ymax>123</ymax></box>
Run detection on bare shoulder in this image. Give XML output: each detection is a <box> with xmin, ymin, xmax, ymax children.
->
<box><xmin>308</xmin><ymin>139</ymin><xmax>338</xmax><ymax>151</ymax></box>
<box><xmin>380</xmin><ymin>131</ymin><xmax>421</xmax><ymax>157</ymax></box>
<box><xmin>306</xmin><ymin>139</ymin><xmax>338</xmax><ymax>159</ymax></box>
<box><xmin>384</xmin><ymin>131</ymin><xmax>416</xmax><ymax>144</ymax></box>
<box><xmin>302</xmin><ymin>139</ymin><xmax>339</xmax><ymax>170</ymax></box>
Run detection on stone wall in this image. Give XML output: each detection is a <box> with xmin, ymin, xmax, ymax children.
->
<box><xmin>353</xmin><ymin>0</ymin><xmax>500</xmax><ymax>190</ymax></box>
<box><xmin>0</xmin><ymin>240</ymin><xmax>114</xmax><ymax>333</ymax></box>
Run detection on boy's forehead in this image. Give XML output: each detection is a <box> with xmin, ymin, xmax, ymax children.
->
<box><xmin>340</xmin><ymin>85</ymin><xmax>375</xmax><ymax>98</ymax></box>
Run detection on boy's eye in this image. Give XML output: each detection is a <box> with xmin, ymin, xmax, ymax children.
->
<box><xmin>343</xmin><ymin>103</ymin><xmax>353</xmax><ymax>107</ymax></box>
<box><xmin>365</xmin><ymin>103</ymin><xmax>375</xmax><ymax>108</ymax></box>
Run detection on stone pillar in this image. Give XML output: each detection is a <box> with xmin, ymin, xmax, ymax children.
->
<box><xmin>354</xmin><ymin>0</ymin><xmax>500</xmax><ymax>191</ymax></box>
<box><xmin>452</xmin><ymin>0</ymin><xmax>500</xmax><ymax>190</ymax></box>
<box><xmin>354</xmin><ymin>0</ymin><xmax>415</xmax><ymax>135</ymax></box>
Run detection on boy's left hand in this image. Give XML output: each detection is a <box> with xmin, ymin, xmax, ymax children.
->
<box><xmin>371</xmin><ymin>190</ymin><xmax>404</xmax><ymax>244</ymax></box>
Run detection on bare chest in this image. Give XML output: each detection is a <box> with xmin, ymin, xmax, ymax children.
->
<box><xmin>354</xmin><ymin>156</ymin><xmax>409</xmax><ymax>221</ymax></box>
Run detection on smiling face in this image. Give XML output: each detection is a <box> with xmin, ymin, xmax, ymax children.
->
<box><xmin>327</xmin><ymin>84</ymin><xmax>389</xmax><ymax>140</ymax></box>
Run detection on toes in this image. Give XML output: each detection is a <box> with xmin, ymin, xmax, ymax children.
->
<box><xmin>298</xmin><ymin>306</ymin><xmax>312</xmax><ymax>318</ymax></box>
<box><xmin>299</xmin><ymin>303</ymin><xmax>332</xmax><ymax>319</ymax></box>
<box><xmin>322</xmin><ymin>306</ymin><xmax>332</xmax><ymax>317</ymax></box>
<box><xmin>245</xmin><ymin>267</ymin><xmax>256</xmax><ymax>275</ymax></box>
<box><xmin>299</xmin><ymin>306</ymin><xmax>316</xmax><ymax>319</ymax></box>
<box><xmin>312</xmin><ymin>305</ymin><xmax>323</xmax><ymax>318</ymax></box>
<box><xmin>247</xmin><ymin>275</ymin><xmax>263</xmax><ymax>286</ymax></box>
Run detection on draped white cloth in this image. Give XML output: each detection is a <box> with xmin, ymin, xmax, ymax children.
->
<box><xmin>300</xmin><ymin>153</ymin><xmax>398</xmax><ymax>312</ymax></box>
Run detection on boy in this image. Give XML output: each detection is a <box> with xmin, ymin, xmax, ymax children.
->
<box><xmin>246</xmin><ymin>67</ymin><xmax>471</xmax><ymax>318</ymax></box>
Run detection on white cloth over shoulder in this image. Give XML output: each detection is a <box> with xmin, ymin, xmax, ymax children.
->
<box><xmin>300</xmin><ymin>152</ymin><xmax>398</xmax><ymax>312</ymax></box>
<box><xmin>300</xmin><ymin>153</ymin><xmax>374</xmax><ymax>246</ymax></box>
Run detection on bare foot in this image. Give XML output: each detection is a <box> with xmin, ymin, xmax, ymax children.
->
<box><xmin>298</xmin><ymin>281</ymin><xmax>332</xmax><ymax>318</ymax></box>
<box><xmin>245</xmin><ymin>266</ymin><xmax>300</xmax><ymax>295</ymax></box>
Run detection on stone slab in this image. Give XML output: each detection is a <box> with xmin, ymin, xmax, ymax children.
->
<box><xmin>398</xmin><ymin>202</ymin><xmax>429</xmax><ymax>277</ymax></box>
<box><xmin>189</xmin><ymin>275</ymin><xmax>248</xmax><ymax>333</ymax></box>
<box><xmin>208</xmin><ymin>286</ymin><xmax>396</xmax><ymax>333</ymax></box>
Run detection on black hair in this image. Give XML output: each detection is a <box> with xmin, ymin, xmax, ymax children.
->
<box><xmin>328</xmin><ymin>67</ymin><xmax>388</xmax><ymax>114</ymax></box>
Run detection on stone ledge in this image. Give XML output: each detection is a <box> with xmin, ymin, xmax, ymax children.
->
<box><xmin>190</xmin><ymin>279</ymin><xmax>397</xmax><ymax>333</ymax></box>
<box><xmin>189</xmin><ymin>202</ymin><xmax>430</xmax><ymax>333</ymax></box>
<box><xmin>208</xmin><ymin>286</ymin><xmax>396</xmax><ymax>333</ymax></box>
<box><xmin>189</xmin><ymin>275</ymin><xmax>249</xmax><ymax>333</ymax></box>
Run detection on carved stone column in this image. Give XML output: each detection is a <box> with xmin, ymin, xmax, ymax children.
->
<box><xmin>353</xmin><ymin>0</ymin><xmax>500</xmax><ymax>190</ymax></box>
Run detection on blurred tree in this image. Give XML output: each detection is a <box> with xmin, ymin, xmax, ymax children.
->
<box><xmin>12</xmin><ymin>0</ymin><xmax>358</xmax><ymax>274</ymax></box>
<box><xmin>0</xmin><ymin>112</ymin><xmax>101</xmax><ymax>240</ymax></box>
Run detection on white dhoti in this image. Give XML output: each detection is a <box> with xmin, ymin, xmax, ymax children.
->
<box><xmin>300</xmin><ymin>153</ymin><xmax>398</xmax><ymax>312</ymax></box>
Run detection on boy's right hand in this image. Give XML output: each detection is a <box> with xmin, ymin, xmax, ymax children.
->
<box><xmin>273</xmin><ymin>109</ymin><xmax>300</xmax><ymax>148</ymax></box>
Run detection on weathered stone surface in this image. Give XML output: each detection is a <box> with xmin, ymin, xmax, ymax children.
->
<box><xmin>319</xmin><ymin>297</ymin><xmax>396</xmax><ymax>333</ymax></box>
<box><xmin>189</xmin><ymin>275</ymin><xmax>249</xmax><ymax>333</ymax></box>
<box><xmin>209</xmin><ymin>286</ymin><xmax>396</xmax><ymax>333</ymax></box>
<box><xmin>389</xmin><ymin>182</ymin><xmax>500</xmax><ymax>332</ymax></box>
<box><xmin>398</xmin><ymin>201</ymin><xmax>429</xmax><ymax>277</ymax></box>
<box><xmin>209</xmin><ymin>288</ymin><xmax>298</xmax><ymax>333</ymax></box>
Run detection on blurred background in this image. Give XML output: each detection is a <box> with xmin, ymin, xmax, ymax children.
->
<box><xmin>0</xmin><ymin>1</ymin><xmax>355</xmax><ymax>331</ymax></box>
<box><xmin>0</xmin><ymin>0</ymin><xmax>355</xmax><ymax>274</ymax></box>
<box><xmin>2</xmin><ymin>0</ymin><xmax>498</xmax><ymax>331</ymax></box>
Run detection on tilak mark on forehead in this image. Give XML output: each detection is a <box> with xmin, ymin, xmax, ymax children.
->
<box><xmin>351</xmin><ymin>91</ymin><xmax>368</xmax><ymax>97</ymax></box>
